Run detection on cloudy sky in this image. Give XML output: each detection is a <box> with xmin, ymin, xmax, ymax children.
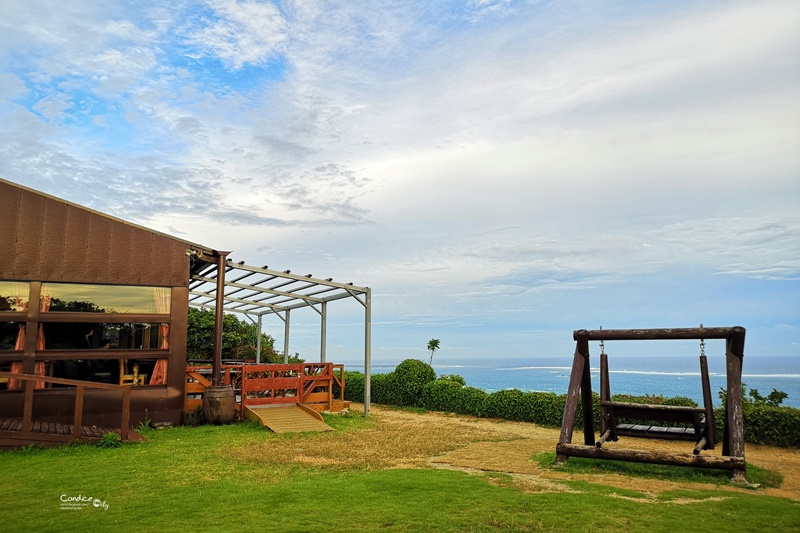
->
<box><xmin>1</xmin><ymin>0</ymin><xmax>798</xmax><ymax>365</ymax></box>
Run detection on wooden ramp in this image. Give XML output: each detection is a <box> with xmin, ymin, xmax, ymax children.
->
<box><xmin>244</xmin><ymin>404</ymin><xmax>334</xmax><ymax>434</ymax></box>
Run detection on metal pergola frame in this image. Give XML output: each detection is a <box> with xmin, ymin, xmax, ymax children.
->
<box><xmin>188</xmin><ymin>255</ymin><xmax>372</xmax><ymax>415</ymax></box>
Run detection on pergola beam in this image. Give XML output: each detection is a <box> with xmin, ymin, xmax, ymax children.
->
<box><xmin>189</xmin><ymin>257</ymin><xmax>372</xmax><ymax>416</ymax></box>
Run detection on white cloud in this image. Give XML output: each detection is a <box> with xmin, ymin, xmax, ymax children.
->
<box><xmin>186</xmin><ymin>0</ymin><xmax>287</xmax><ymax>70</ymax></box>
<box><xmin>1</xmin><ymin>0</ymin><xmax>798</xmax><ymax>359</ymax></box>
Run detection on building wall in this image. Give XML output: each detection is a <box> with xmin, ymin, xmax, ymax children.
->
<box><xmin>0</xmin><ymin>180</ymin><xmax>191</xmax><ymax>287</ymax></box>
<box><xmin>0</xmin><ymin>180</ymin><xmax>210</xmax><ymax>427</ymax></box>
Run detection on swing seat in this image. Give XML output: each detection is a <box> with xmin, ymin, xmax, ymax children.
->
<box><xmin>597</xmin><ymin>349</ymin><xmax>717</xmax><ymax>453</ymax></box>
<box><xmin>603</xmin><ymin>401</ymin><xmax>708</xmax><ymax>442</ymax></box>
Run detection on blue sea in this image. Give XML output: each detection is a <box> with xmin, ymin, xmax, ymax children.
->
<box><xmin>345</xmin><ymin>355</ymin><xmax>800</xmax><ymax>409</ymax></box>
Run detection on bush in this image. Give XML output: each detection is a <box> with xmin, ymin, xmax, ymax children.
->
<box><xmin>342</xmin><ymin>371</ymin><xmax>364</xmax><ymax>403</ymax></box>
<box><xmin>743</xmin><ymin>404</ymin><xmax>800</xmax><ymax>447</ymax></box>
<box><xmin>480</xmin><ymin>389</ymin><xmax>527</xmax><ymax>420</ymax></box>
<box><xmin>422</xmin><ymin>380</ymin><xmax>487</xmax><ymax>415</ymax></box>
<box><xmin>519</xmin><ymin>392</ymin><xmax>564</xmax><ymax>427</ymax></box>
<box><xmin>370</xmin><ymin>372</ymin><xmax>394</xmax><ymax>405</ymax></box>
<box><xmin>439</xmin><ymin>374</ymin><xmax>467</xmax><ymax>386</ymax></box>
<box><xmin>713</xmin><ymin>404</ymin><xmax>800</xmax><ymax>448</ymax></box>
<box><xmin>386</xmin><ymin>359</ymin><xmax>437</xmax><ymax>407</ymax></box>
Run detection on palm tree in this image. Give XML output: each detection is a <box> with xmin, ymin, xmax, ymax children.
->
<box><xmin>427</xmin><ymin>338</ymin><xmax>440</xmax><ymax>365</ymax></box>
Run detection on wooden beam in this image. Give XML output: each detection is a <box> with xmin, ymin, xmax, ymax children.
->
<box><xmin>574</xmin><ymin>327</ymin><xmax>742</xmax><ymax>341</ymax></box>
<box><xmin>556</xmin><ymin>443</ymin><xmax>746</xmax><ymax>471</ymax></box>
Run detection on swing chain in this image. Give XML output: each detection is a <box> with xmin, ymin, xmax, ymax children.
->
<box><xmin>599</xmin><ymin>326</ymin><xmax>605</xmax><ymax>356</ymax></box>
<box><xmin>699</xmin><ymin>323</ymin><xmax>705</xmax><ymax>357</ymax></box>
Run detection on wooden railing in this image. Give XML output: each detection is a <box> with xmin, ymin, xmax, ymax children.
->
<box><xmin>185</xmin><ymin>362</ymin><xmax>347</xmax><ymax>417</ymax></box>
<box><xmin>0</xmin><ymin>371</ymin><xmax>131</xmax><ymax>441</ymax></box>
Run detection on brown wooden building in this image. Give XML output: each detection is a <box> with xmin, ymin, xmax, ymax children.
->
<box><xmin>1</xmin><ymin>178</ymin><xmax>375</xmax><ymax>437</ymax></box>
<box><xmin>0</xmin><ymin>178</ymin><xmax>217</xmax><ymax>427</ymax></box>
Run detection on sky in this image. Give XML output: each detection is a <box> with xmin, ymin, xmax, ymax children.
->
<box><xmin>1</xmin><ymin>0</ymin><xmax>798</xmax><ymax>367</ymax></box>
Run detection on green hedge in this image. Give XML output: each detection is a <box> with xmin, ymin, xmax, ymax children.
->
<box><xmin>342</xmin><ymin>364</ymin><xmax>800</xmax><ymax>448</ymax></box>
<box><xmin>421</xmin><ymin>379</ymin><xmax>486</xmax><ymax>415</ymax></box>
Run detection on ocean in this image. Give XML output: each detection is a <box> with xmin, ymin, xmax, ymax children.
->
<box><xmin>344</xmin><ymin>354</ymin><xmax>800</xmax><ymax>409</ymax></box>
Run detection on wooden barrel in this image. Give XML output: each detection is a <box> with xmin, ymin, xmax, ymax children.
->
<box><xmin>202</xmin><ymin>385</ymin><xmax>236</xmax><ymax>425</ymax></box>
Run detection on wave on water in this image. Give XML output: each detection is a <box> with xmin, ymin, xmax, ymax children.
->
<box><xmin>433</xmin><ymin>365</ymin><xmax>465</xmax><ymax>369</ymax></box>
<box><xmin>602</xmin><ymin>370</ymin><xmax>717</xmax><ymax>377</ymax></box>
<box><xmin>742</xmin><ymin>373</ymin><xmax>800</xmax><ymax>379</ymax></box>
<box><xmin>496</xmin><ymin>366</ymin><xmax>573</xmax><ymax>371</ymax></box>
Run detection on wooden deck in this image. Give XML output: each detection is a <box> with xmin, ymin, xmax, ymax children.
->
<box><xmin>0</xmin><ymin>371</ymin><xmax>140</xmax><ymax>449</ymax></box>
<box><xmin>0</xmin><ymin>418</ymin><xmax>144</xmax><ymax>449</ymax></box>
<box><xmin>244</xmin><ymin>404</ymin><xmax>334</xmax><ymax>434</ymax></box>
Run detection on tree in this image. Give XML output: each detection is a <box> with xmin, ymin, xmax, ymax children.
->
<box><xmin>427</xmin><ymin>338</ymin><xmax>440</xmax><ymax>365</ymax></box>
<box><xmin>186</xmin><ymin>307</ymin><xmax>287</xmax><ymax>362</ymax></box>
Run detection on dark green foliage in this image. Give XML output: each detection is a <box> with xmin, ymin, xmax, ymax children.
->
<box><xmin>713</xmin><ymin>404</ymin><xmax>800</xmax><ymax>448</ymax></box>
<box><xmin>421</xmin><ymin>379</ymin><xmax>487</xmax><ymax>415</ymax></box>
<box><xmin>340</xmin><ymin>371</ymin><xmax>364</xmax><ymax>402</ymax></box>
<box><xmin>186</xmin><ymin>307</ymin><xmax>286</xmax><ymax>362</ymax></box>
<box><xmin>386</xmin><ymin>359</ymin><xmax>437</xmax><ymax>407</ymax></box>
<box><xmin>520</xmin><ymin>392</ymin><xmax>565</xmax><ymax>427</ymax></box>
<box><xmin>480</xmin><ymin>389</ymin><xmax>528</xmax><ymax>420</ymax></box>
<box><xmin>749</xmin><ymin>387</ymin><xmax>788</xmax><ymax>407</ymax></box>
<box><xmin>742</xmin><ymin>404</ymin><xmax>800</xmax><ymax>447</ymax></box>
<box><xmin>97</xmin><ymin>432</ymin><xmax>122</xmax><ymax>448</ymax></box>
<box><xmin>369</xmin><ymin>372</ymin><xmax>394</xmax><ymax>405</ymax></box>
<box><xmin>438</xmin><ymin>373</ymin><xmax>467</xmax><ymax>386</ymax></box>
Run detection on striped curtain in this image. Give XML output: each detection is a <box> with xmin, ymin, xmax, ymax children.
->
<box><xmin>149</xmin><ymin>287</ymin><xmax>171</xmax><ymax>385</ymax></box>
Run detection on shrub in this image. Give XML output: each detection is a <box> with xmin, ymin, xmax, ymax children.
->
<box><xmin>480</xmin><ymin>389</ymin><xmax>527</xmax><ymax>420</ymax></box>
<box><xmin>422</xmin><ymin>380</ymin><xmax>487</xmax><ymax>415</ymax></box>
<box><xmin>743</xmin><ymin>404</ymin><xmax>800</xmax><ymax>447</ymax></box>
<box><xmin>342</xmin><ymin>371</ymin><xmax>365</xmax><ymax>403</ymax></box>
<box><xmin>387</xmin><ymin>359</ymin><xmax>437</xmax><ymax>407</ymax></box>
<box><xmin>518</xmin><ymin>392</ymin><xmax>564</xmax><ymax>427</ymax></box>
<box><xmin>370</xmin><ymin>372</ymin><xmax>394</xmax><ymax>405</ymax></box>
<box><xmin>439</xmin><ymin>374</ymin><xmax>467</xmax><ymax>386</ymax></box>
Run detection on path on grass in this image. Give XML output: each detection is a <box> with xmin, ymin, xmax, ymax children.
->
<box><xmin>351</xmin><ymin>404</ymin><xmax>800</xmax><ymax>501</ymax></box>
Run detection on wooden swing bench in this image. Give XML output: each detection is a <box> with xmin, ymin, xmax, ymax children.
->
<box><xmin>556</xmin><ymin>326</ymin><xmax>746</xmax><ymax>478</ymax></box>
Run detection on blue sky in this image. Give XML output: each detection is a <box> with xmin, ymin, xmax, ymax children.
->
<box><xmin>1</xmin><ymin>0</ymin><xmax>798</xmax><ymax>366</ymax></box>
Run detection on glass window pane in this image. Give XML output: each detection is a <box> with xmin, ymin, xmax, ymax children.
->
<box><xmin>0</xmin><ymin>281</ymin><xmax>30</xmax><ymax>312</ymax></box>
<box><xmin>48</xmin><ymin>358</ymin><xmax>161</xmax><ymax>386</ymax></box>
<box><xmin>42</xmin><ymin>323</ymin><xmax>166</xmax><ymax>350</ymax></box>
<box><xmin>42</xmin><ymin>284</ymin><xmax>171</xmax><ymax>314</ymax></box>
<box><xmin>0</xmin><ymin>322</ymin><xmax>22</xmax><ymax>350</ymax></box>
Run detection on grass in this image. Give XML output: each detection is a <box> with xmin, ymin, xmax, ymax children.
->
<box><xmin>0</xmin><ymin>413</ymin><xmax>798</xmax><ymax>532</ymax></box>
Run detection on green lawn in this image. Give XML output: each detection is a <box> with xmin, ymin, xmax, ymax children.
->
<box><xmin>1</xmin><ymin>417</ymin><xmax>799</xmax><ymax>532</ymax></box>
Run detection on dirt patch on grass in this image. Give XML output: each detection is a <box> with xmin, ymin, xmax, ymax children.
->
<box><xmin>232</xmin><ymin>404</ymin><xmax>800</xmax><ymax>501</ymax></box>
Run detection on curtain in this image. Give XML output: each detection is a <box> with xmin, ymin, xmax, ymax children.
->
<box><xmin>7</xmin><ymin>294</ymin><xmax>47</xmax><ymax>390</ymax></box>
<box><xmin>7</xmin><ymin>326</ymin><xmax>26</xmax><ymax>390</ymax></box>
<box><xmin>149</xmin><ymin>287</ymin><xmax>170</xmax><ymax>385</ymax></box>
<box><xmin>33</xmin><ymin>294</ymin><xmax>51</xmax><ymax>389</ymax></box>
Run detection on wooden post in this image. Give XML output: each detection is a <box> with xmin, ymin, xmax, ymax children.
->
<box><xmin>725</xmin><ymin>327</ymin><xmax>746</xmax><ymax>477</ymax></box>
<box><xmin>580</xmin><ymin>338</ymin><xmax>595</xmax><ymax>446</ymax></box>
<box><xmin>120</xmin><ymin>387</ymin><xmax>130</xmax><ymax>441</ymax></box>
<box><xmin>73</xmin><ymin>386</ymin><xmax>84</xmax><ymax>436</ymax></box>
<box><xmin>212</xmin><ymin>251</ymin><xmax>230</xmax><ymax>386</ymax></box>
<box><xmin>557</xmin><ymin>332</ymin><xmax>588</xmax><ymax>462</ymax></box>
<box><xmin>22</xmin><ymin>379</ymin><xmax>34</xmax><ymax>432</ymax></box>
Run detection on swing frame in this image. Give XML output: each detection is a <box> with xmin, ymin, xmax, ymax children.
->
<box><xmin>555</xmin><ymin>326</ymin><xmax>746</xmax><ymax>479</ymax></box>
